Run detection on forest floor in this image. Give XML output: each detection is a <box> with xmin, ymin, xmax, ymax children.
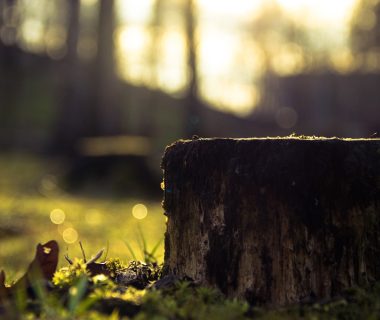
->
<box><xmin>0</xmin><ymin>154</ymin><xmax>379</xmax><ymax>319</ymax></box>
<box><xmin>0</xmin><ymin>153</ymin><xmax>165</xmax><ymax>281</ymax></box>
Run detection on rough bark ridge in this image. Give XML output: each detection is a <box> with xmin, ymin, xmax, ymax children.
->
<box><xmin>161</xmin><ymin>137</ymin><xmax>380</xmax><ymax>306</ymax></box>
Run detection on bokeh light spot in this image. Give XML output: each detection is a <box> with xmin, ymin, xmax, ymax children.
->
<box><xmin>132</xmin><ymin>204</ymin><xmax>148</xmax><ymax>220</ymax></box>
<box><xmin>69</xmin><ymin>287</ymin><xmax>78</xmax><ymax>296</ymax></box>
<box><xmin>275</xmin><ymin>107</ymin><xmax>298</xmax><ymax>129</ymax></box>
<box><xmin>50</xmin><ymin>208</ymin><xmax>65</xmax><ymax>225</ymax></box>
<box><xmin>62</xmin><ymin>228</ymin><xmax>78</xmax><ymax>244</ymax></box>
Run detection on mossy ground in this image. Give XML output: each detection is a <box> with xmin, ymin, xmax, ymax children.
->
<box><xmin>1</xmin><ymin>153</ymin><xmax>380</xmax><ymax>319</ymax></box>
<box><xmin>0</xmin><ymin>153</ymin><xmax>165</xmax><ymax>281</ymax></box>
<box><xmin>2</xmin><ymin>258</ymin><xmax>380</xmax><ymax>319</ymax></box>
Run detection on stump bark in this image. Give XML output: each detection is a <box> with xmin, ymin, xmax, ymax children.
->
<box><xmin>161</xmin><ymin>137</ymin><xmax>380</xmax><ymax>306</ymax></box>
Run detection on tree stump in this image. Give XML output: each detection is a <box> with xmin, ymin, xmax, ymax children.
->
<box><xmin>161</xmin><ymin>137</ymin><xmax>380</xmax><ymax>306</ymax></box>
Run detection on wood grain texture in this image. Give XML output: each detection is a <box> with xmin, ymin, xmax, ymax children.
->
<box><xmin>162</xmin><ymin>138</ymin><xmax>380</xmax><ymax>306</ymax></box>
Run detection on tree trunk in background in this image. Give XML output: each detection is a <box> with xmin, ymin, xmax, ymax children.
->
<box><xmin>52</xmin><ymin>0</ymin><xmax>85</xmax><ymax>153</ymax></box>
<box><xmin>0</xmin><ymin>0</ymin><xmax>20</xmax><ymax>148</ymax></box>
<box><xmin>184</xmin><ymin>0</ymin><xmax>201</xmax><ymax>138</ymax></box>
<box><xmin>137</xmin><ymin>0</ymin><xmax>165</xmax><ymax>137</ymax></box>
<box><xmin>92</xmin><ymin>0</ymin><xmax>122</xmax><ymax>136</ymax></box>
<box><xmin>162</xmin><ymin>138</ymin><xmax>380</xmax><ymax>306</ymax></box>
<box><xmin>0</xmin><ymin>0</ymin><xmax>3</xmax><ymax>26</ymax></box>
<box><xmin>149</xmin><ymin>0</ymin><xmax>164</xmax><ymax>88</ymax></box>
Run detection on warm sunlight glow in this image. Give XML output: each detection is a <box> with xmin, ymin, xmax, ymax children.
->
<box><xmin>20</xmin><ymin>19</ymin><xmax>45</xmax><ymax>52</ymax></box>
<box><xmin>198</xmin><ymin>29</ymin><xmax>236</xmax><ymax>75</ymax></box>
<box><xmin>113</xmin><ymin>0</ymin><xmax>360</xmax><ymax>114</ymax></box>
<box><xmin>272</xmin><ymin>44</ymin><xmax>305</xmax><ymax>76</ymax></box>
<box><xmin>132</xmin><ymin>204</ymin><xmax>148</xmax><ymax>220</ymax></box>
<box><xmin>81</xmin><ymin>0</ymin><xmax>97</xmax><ymax>6</ymax></box>
<box><xmin>157</xmin><ymin>30</ymin><xmax>187</xmax><ymax>91</ymax></box>
<box><xmin>118</xmin><ymin>0</ymin><xmax>154</xmax><ymax>24</ymax></box>
<box><xmin>116</xmin><ymin>25</ymin><xmax>152</xmax><ymax>86</ymax></box>
<box><xmin>201</xmin><ymin>81</ymin><xmax>260</xmax><ymax>116</ymax></box>
<box><xmin>197</xmin><ymin>0</ymin><xmax>260</xmax><ymax>20</ymax></box>
<box><xmin>276</xmin><ymin>0</ymin><xmax>357</xmax><ymax>26</ymax></box>
<box><xmin>117</xmin><ymin>26</ymin><xmax>148</xmax><ymax>53</ymax></box>
<box><xmin>17</xmin><ymin>0</ymin><xmax>361</xmax><ymax>114</ymax></box>
<box><xmin>330</xmin><ymin>49</ymin><xmax>357</xmax><ymax>74</ymax></box>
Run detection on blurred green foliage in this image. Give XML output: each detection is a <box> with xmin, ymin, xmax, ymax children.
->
<box><xmin>3</xmin><ymin>263</ymin><xmax>380</xmax><ymax>319</ymax></box>
<box><xmin>1</xmin><ymin>154</ymin><xmax>380</xmax><ymax>319</ymax></box>
<box><xmin>0</xmin><ymin>153</ymin><xmax>166</xmax><ymax>281</ymax></box>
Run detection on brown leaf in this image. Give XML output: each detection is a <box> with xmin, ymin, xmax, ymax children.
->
<box><xmin>0</xmin><ymin>270</ymin><xmax>5</xmax><ymax>289</ymax></box>
<box><xmin>31</xmin><ymin>240</ymin><xmax>59</xmax><ymax>281</ymax></box>
<box><xmin>0</xmin><ymin>241</ymin><xmax>59</xmax><ymax>306</ymax></box>
<box><xmin>11</xmin><ymin>240</ymin><xmax>59</xmax><ymax>292</ymax></box>
<box><xmin>0</xmin><ymin>270</ymin><xmax>10</xmax><ymax>302</ymax></box>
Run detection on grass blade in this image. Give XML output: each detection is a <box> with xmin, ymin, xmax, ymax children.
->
<box><xmin>150</xmin><ymin>237</ymin><xmax>164</xmax><ymax>258</ymax></box>
<box><xmin>137</xmin><ymin>225</ymin><xmax>147</xmax><ymax>261</ymax></box>
<box><xmin>68</xmin><ymin>276</ymin><xmax>88</xmax><ymax>315</ymax></box>
<box><xmin>125</xmin><ymin>241</ymin><xmax>137</xmax><ymax>261</ymax></box>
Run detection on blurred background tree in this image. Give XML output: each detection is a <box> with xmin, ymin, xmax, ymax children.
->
<box><xmin>53</xmin><ymin>0</ymin><xmax>83</xmax><ymax>152</ymax></box>
<box><xmin>1</xmin><ymin>0</ymin><xmax>380</xmax><ymax>277</ymax></box>
<box><xmin>350</xmin><ymin>0</ymin><xmax>380</xmax><ymax>71</ymax></box>
<box><xmin>0</xmin><ymin>0</ymin><xmax>379</xmax><ymax>193</ymax></box>
<box><xmin>183</xmin><ymin>0</ymin><xmax>201</xmax><ymax>137</ymax></box>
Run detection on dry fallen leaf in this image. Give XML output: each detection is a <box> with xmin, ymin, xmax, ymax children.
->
<box><xmin>0</xmin><ymin>240</ymin><xmax>59</xmax><ymax>307</ymax></box>
<box><xmin>0</xmin><ymin>270</ymin><xmax>6</xmax><ymax>289</ymax></box>
<box><xmin>32</xmin><ymin>240</ymin><xmax>59</xmax><ymax>281</ymax></box>
<box><xmin>0</xmin><ymin>270</ymin><xmax>9</xmax><ymax>303</ymax></box>
<box><xmin>10</xmin><ymin>240</ymin><xmax>59</xmax><ymax>293</ymax></box>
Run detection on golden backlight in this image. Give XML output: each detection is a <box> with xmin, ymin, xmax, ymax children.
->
<box><xmin>116</xmin><ymin>0</ymin><xmax>359</xmax><ymax>115</ymax></box>
<box><xmin>16</xmin><ymin>0</ymin><xmax>360</xmax><ymax>115</ymax></box>
<box><xmin>276</xmin><ymin>0</ymin><xmax>357</xmax><ymax>25</ymax></box>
